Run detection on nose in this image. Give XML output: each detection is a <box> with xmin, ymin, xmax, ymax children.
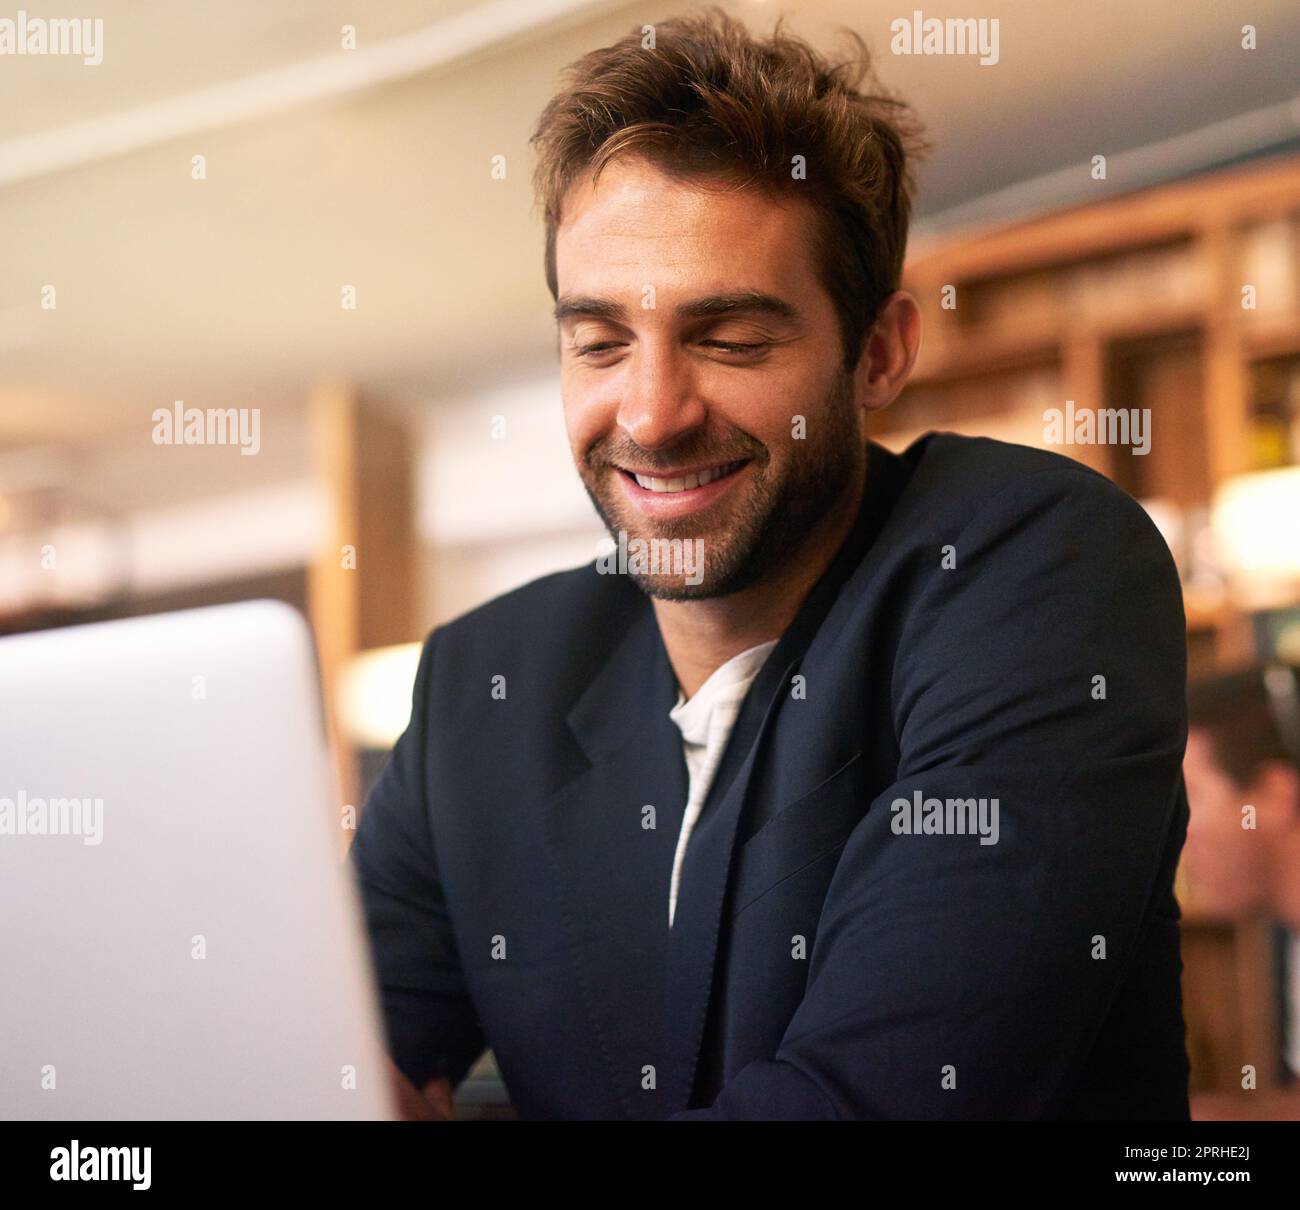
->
<box><xmin>615</xmin><ymin>341</ymin><xmax>706</xmax><ymax>452</ymax></box>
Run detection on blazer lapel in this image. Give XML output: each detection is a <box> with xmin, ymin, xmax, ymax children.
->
<box><xmin>543</xmin><ymin>598</ymin><xmax>689</xmax><ymax>1119</ymax></box>
<box><xmin>660</xmin><ymin>659</ymin><xmax>794</xmax><ymax>1111</ymax></box>
<box><xmin>661</xmin><ymin>439</ymin><xmax>908</xmax><ymax>1112</ymax></box>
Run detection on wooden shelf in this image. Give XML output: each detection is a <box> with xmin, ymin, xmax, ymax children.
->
<box><xmin>906</xmin><ymin>154</ymin><xmax>1300</xmax><ymax>286</ymax></box>
<box><xmin>911</xmin><ymin>321</ymin><xmax>1059</xmax><ymax>386</ymax></box>
<box><xmin>1243</xmin><ymin>314</ymin><xmax>1300</xmax><ymax>363</ymax></box>
<box><xmin>898</xmin><ymin>154</ymin><xmax>1300</xmax><ymax>676</ymax></box>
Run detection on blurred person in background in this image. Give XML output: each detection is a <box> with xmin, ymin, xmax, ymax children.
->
<box><xmin>1184</xmin><ymin>664</ymin><xmax>1300</xmax><ymax>1083</ymax></box>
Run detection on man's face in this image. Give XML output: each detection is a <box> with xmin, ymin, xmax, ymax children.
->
<box><xmin>1182</xmin><ymin>730</ymin><xmax>1267</xmax><ymax>917</ymax></box>
<box><xmin>1181</xmin><ymin>727</ymin><xmax>1300</xmax><ymax>918</ymax></box>
<box><xmin>1183</xmin><ymin>726</ymin><xmax>1300</xmax><ymax>922</ymax></box>
<box><xmin>553</xmin><ymin>155</ymin><xmax>864</xmax><ymax>599</ymax></box>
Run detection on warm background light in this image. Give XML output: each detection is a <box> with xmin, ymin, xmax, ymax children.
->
<box><xmin>337</xmin><ymin>641</ymin><xmax>421</xmax><ymax>750</ymax></box>
<box><xmin>1212</xmin><ymin>467</ymin><xmax>1300</xmax><ymax>609</ymax></box>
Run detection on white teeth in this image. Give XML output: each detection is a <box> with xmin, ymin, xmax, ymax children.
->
<box><xmin>633</xmin><ymin>460</ymin><xmax>742</xmax><ymax>493</ymax></box>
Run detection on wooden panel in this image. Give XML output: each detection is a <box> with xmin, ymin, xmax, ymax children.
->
<box><xmin>307</xmin><ymin>384</ymin><xmax>419</xmax><ymax>856</ymax></box>
<box><xmin>1202</xmin><ymin>227</ymin><xmax>1253</xmax><ymax>488</ymax></box>
<box><xmin>356</xmin><ymin>403</ymin><xmax>418</xmax><ymax>650</ymax></box>
<box><xmin>308</xmin><ymin>383</ymin><xmax>362</xmax><ymax>853</ymax></box>
<box><xmin>1060</xmin><ymin>336</ymin><xmax>1113</xmax><ymax>478</ymax></box>
<box><xmin>1107</xmin><ymin>332</ymin><xmax>1207</xmax><ymax>504</ymax></box>
<box><xmin>1181</xmin><ymin>917</ymin><xmax>1281</xmax><ymax>1093</ymax></box>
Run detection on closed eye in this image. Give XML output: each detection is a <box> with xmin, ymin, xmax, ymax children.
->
<box><xmin>700</xmin><ymin>340</ymin><xmax>770</xmax><ymax>355</ymax></box>
<box><xmin>568</xmin><ymin>338</ymin><xmax>771</xmax><ymax>361</ymax></box>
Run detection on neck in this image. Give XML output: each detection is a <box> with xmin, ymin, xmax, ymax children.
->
<box><xmin>654</xmin><ymin>462</ymin><xmax>867</xmax><ymax>699</ymax></box>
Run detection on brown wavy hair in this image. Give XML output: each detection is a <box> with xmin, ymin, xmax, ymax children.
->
<box><xmin>531</xmin><ymin>6</ymin><xmax>928</xmax><ymax>370</ymax></box>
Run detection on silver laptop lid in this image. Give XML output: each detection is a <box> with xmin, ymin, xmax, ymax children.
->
<box><xmin>0</xmin><ymin>600</ymin><xmax>392</xmax><ymax>1120</ymax></box>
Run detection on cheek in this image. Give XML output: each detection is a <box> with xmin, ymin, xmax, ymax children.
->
<box><xmin>705</xmin><ymin>369</ymin><xmax>811</xmax><ymax>445</ymax></box>
<box><xmin>560</xmin><ymin>375</ymin><xmax>610</xmax><ymax>455</ymax></box>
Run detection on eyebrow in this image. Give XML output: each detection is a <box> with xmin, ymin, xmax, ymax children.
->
<box><xmin>553</xmin><ymin>290</ymin><xmax>800</xmax><ymax>325</ymax></box>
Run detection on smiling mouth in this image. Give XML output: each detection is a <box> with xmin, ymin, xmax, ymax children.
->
<box><xmin>617</xmin><ymin>458</ymin><xmax>750</xmax><ymax>494</ymax></box>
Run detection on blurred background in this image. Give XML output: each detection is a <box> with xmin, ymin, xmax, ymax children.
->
<box><xmin>3</xmin><ymin>0</ymin><xmax>1300</xmax><ymax>1119</ymax></box>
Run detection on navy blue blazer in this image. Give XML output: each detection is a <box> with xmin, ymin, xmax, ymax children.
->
<box><xmin>351</xmin><ymin>433</ymin><xmax>1191</xmax><ymax>1120</ymax></box>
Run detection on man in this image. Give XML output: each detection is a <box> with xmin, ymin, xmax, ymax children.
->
<box><xmin>1183</xmin><ymin>665</ymin><xmax>1300</xmax><ymax>1085</ymax></box>
<box><xmin>354</xmin><ymin>10</ymin><xmax>1191</xmax><ymax>1120</ymax></box>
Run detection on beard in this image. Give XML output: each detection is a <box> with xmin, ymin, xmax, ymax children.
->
<box><xmin>578</xmin><ymin>371</ymin><xmax>863</xmax><ymax>600</ymax></box>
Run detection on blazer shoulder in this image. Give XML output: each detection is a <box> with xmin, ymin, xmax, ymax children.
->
<box><xmin>895</xmin><ymin>431</ymin><xmax>1160</xmax><ymax>534</ymax></box>
<box><xmin>899</xmin><ymin>430</ymin><xmax>1111</xmax><ymax>492</ymax></box>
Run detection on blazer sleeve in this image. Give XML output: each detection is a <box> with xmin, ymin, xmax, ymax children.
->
<box><xmin>674</xmin><ymin>465</ymin><xmax>1189</xmax><ymax>1119</ymax></box>
<box><xmin>349</xmin><ymin>629</ymin><xmax>486</xmax><ymax>1088</ymax></box>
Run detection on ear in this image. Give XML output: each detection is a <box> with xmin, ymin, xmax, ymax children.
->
<box><xmin>851</xmin><ymin>290</ymin><xmax>922</xmax><ymax>414</ymax></box>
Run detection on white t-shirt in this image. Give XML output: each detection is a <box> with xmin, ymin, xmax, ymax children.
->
<box><xmin>666</xmin><ymin>639</ymin><xmax>779</xmax><ymax>927</ymax></box>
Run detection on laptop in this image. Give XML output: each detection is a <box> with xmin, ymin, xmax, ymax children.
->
<box><xmin>0</xmin><ymin>600</ymin><xmax>394</xmax><ymax>1120</ymax></box>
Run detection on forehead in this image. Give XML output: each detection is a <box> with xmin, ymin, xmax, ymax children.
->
<box><xmin>554</xmin><ymin>156</ymin><xmax>821</xmax><ymax>297</ymax></box>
